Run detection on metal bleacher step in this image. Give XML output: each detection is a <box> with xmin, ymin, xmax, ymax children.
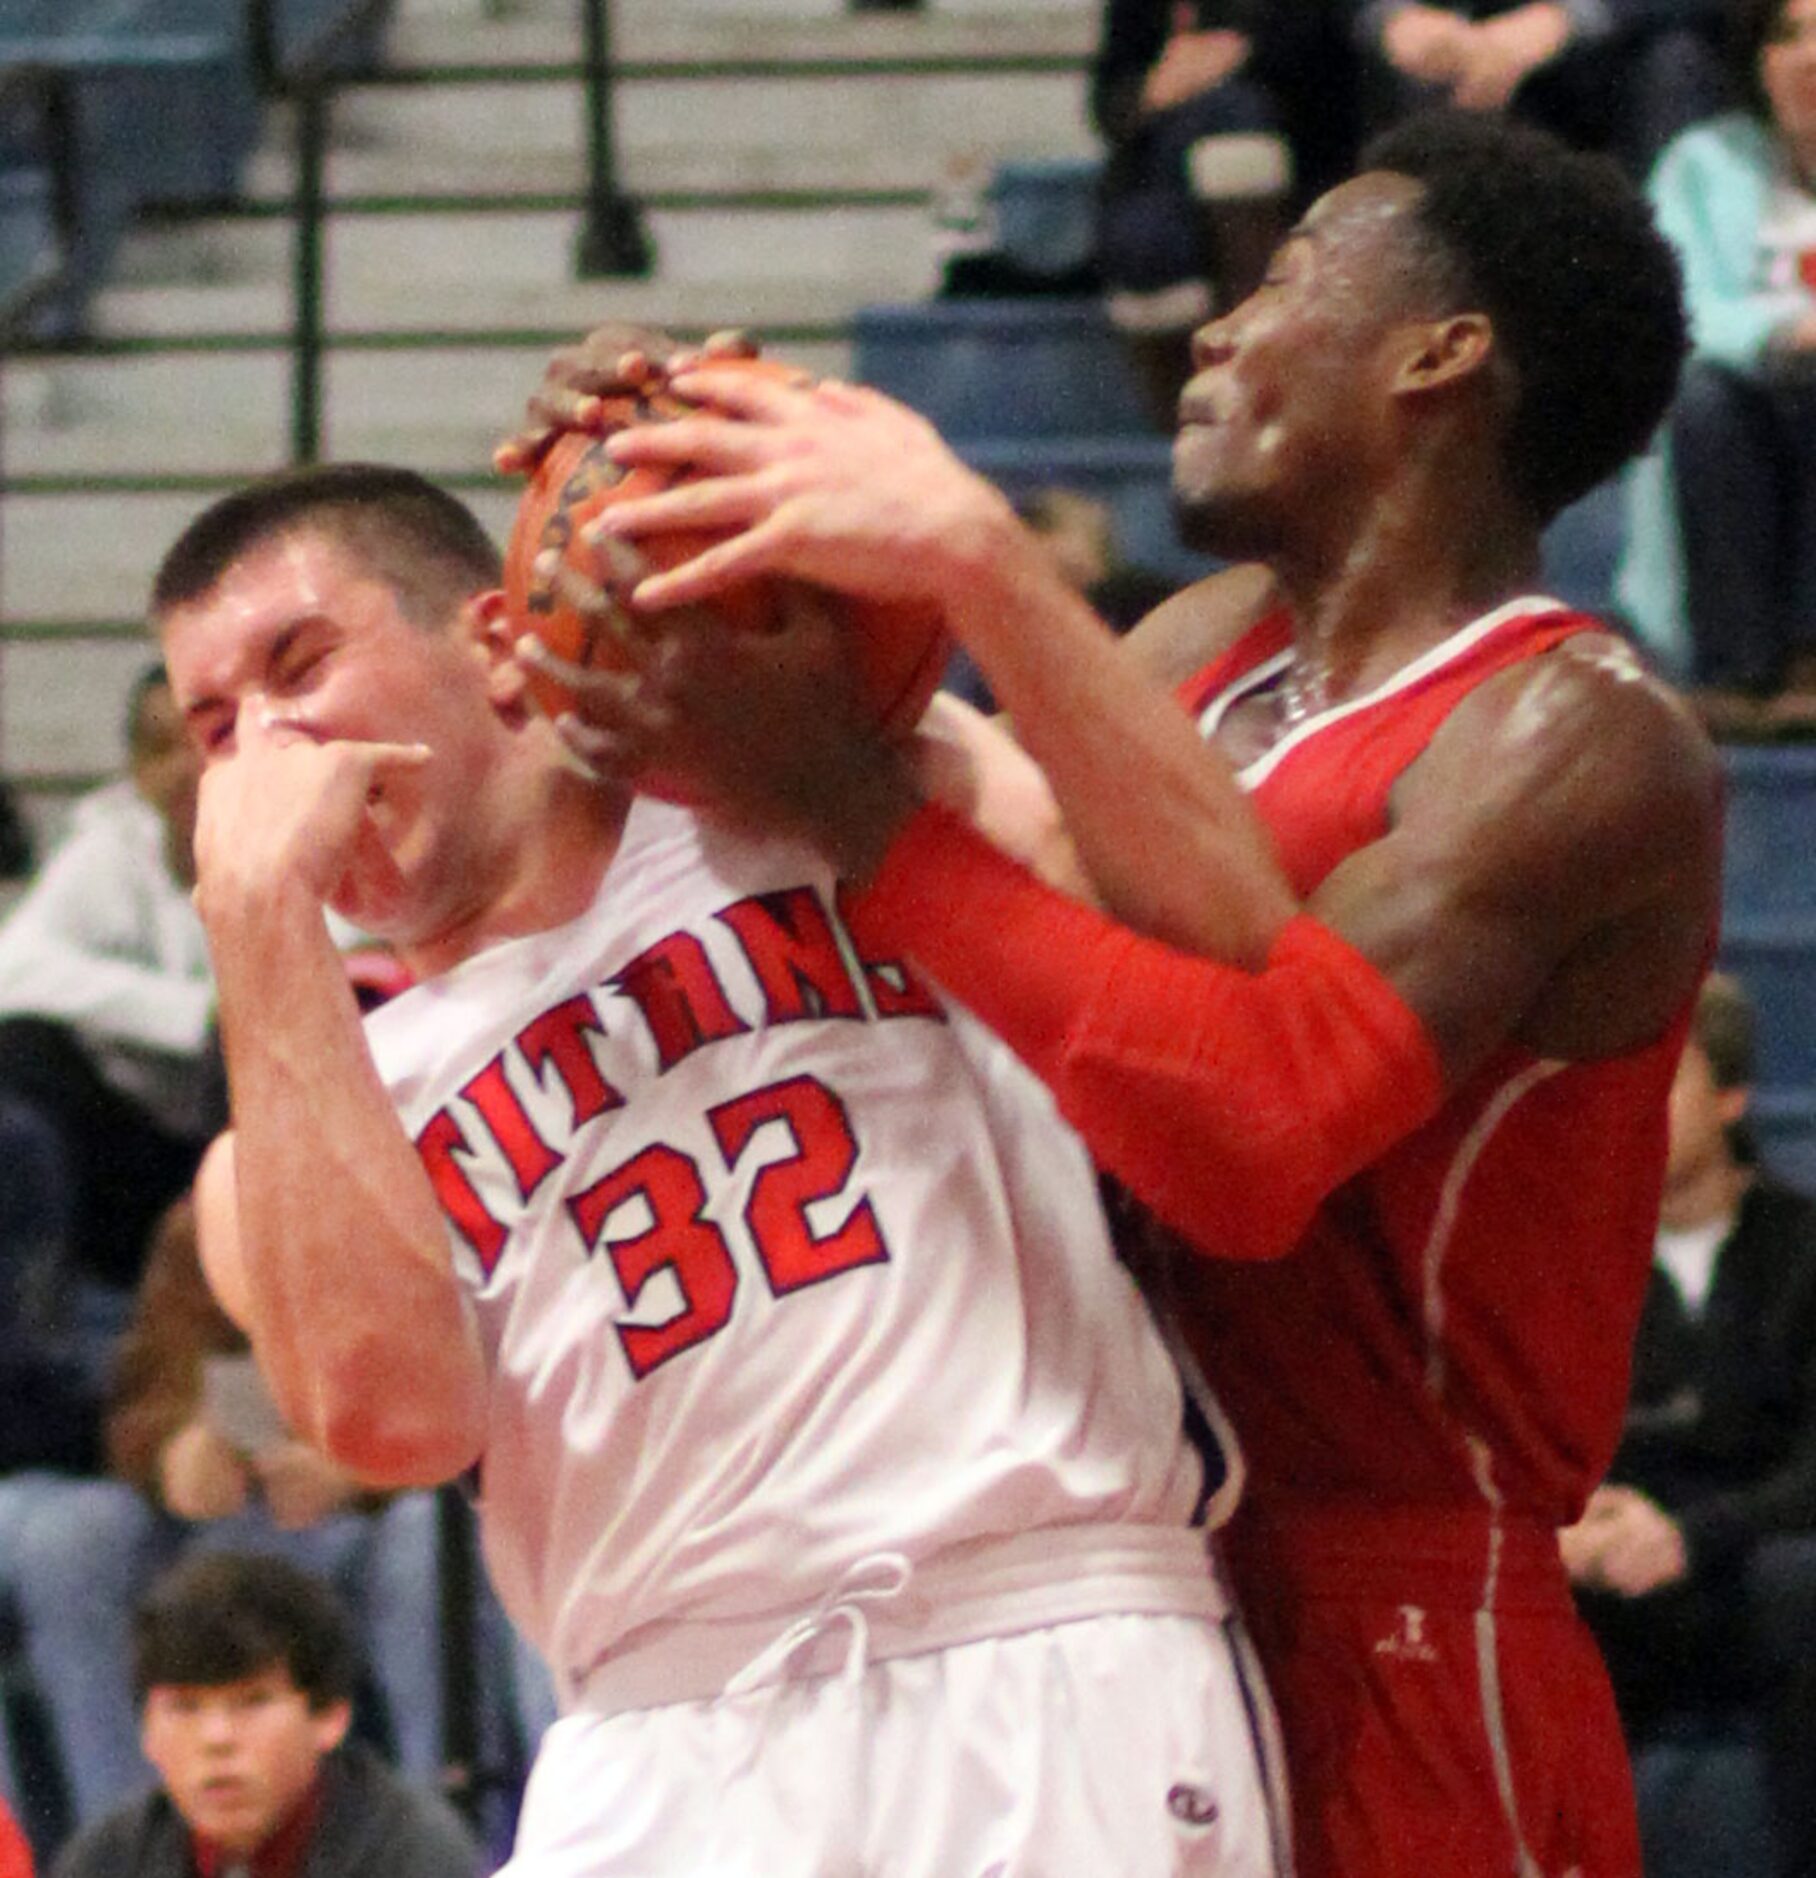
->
<box><xmin>1</xmin><ymin>0</ymin><xmax>1101</xmax><ymax>830</ymax></box>
<box><xmin>2</xmin><ymin>327</ymin><xmax>852</xmax><ymax>480</ymax></box>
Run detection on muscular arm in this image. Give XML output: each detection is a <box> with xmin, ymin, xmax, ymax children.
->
<box><xmin>840</xmin><ymin>639</ymin><xmax>1717</xmax><ymax>1257</ymax></box>
<box><xmin>587</xmin><ymin>370</ymin><xmax>1718</xmax><ymax>1249</ymax></box>
<box><xmin>1312</xmin><ymin>639</ymin><xmax>1721</xmax><ymax>1076</ymax></box>
<box><xmin>190</xmin><ymin>725</ymin><xmax>487</xmax><ymax>1489</ymax></box>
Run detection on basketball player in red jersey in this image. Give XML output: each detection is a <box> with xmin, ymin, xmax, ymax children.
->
<box><xmin>527</xmin><ymin>111</ymin><xmax>1723</xmax><ymax>1878</ymax></box>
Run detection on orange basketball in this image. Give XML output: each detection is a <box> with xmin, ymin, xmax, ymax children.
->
<box><xmin>502</xmin><ymin>355</ymin><xmax>950</xmax><ymax>799</ymax></box>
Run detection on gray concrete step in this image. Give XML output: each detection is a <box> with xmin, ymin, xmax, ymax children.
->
<box><xmin>2</xmin><ymin>334</ymin><xmax>853</xmax><ymax>479</ymax></box>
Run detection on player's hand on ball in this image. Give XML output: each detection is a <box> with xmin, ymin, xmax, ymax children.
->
<box><xmin>596</xmin><ymin>372</ymin><xmax>1018</xmax><ymax>619</ymax></box>
<box><xmin>494</xmin><ymin>325</ymin><xmax>761</xmax><ymax>476</ymax></box>
<box><xmin>536</xmin><ymin>575</ymin><xmax>918</xmax><ymax>877</ymax></box>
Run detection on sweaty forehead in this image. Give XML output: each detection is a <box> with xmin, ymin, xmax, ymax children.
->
<box><xmin>1297</xmin><ymin>170</ymin><xmax>1428</xmax><ymax>254</ymax></box>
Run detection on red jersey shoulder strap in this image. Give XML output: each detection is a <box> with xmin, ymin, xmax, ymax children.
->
<box><xmin>1176</xmin><ymin>609</ymin><xmax>1294</xmax><ymax>719</ymax></box>
<box><xmin>1176</xmin><ymin>597</ymin><xmax>1600</xmax><ymax>751</ymax></box>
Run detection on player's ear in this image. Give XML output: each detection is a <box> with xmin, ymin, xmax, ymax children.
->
<box><xmin>1394</xmin><ymin>311</ymin><xmax>1495</xmax><ymax>397</ymax></box>
<box><xmin>464</xmin><ymin>590</ymin><xmax>533</xmax><ymax>718</ymax></box>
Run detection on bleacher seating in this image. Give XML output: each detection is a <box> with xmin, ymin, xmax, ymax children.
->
<box><xmin>0</xmin><ymin>157</ymin><xmax>61</xmax><ymax>343</ymax></box>
<box><xmin>989</xmin><ymin>153</ymin><xmax>1099</xmax><ymax>283</ymax></box>
<box><xmin>1722</xmin><ymin>747</ymin><xmax>1816</xmax><ymax>1192</ymax></box>
<box><xmin>0</xmin><ymin>0</ymin><xmax>387</xmax><ymax>341</ymax></box>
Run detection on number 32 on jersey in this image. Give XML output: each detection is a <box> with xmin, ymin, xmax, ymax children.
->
<box><xmin>571</xmin><ymin>1073</ymin><xmax>889</xmax><ymax>1380</ymax></box>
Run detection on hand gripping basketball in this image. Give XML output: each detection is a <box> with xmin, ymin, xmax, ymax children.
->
<box><xmin>501</xmin><ymin>355</ymin><xmax>949</xmax><ymax>801</ymax></box>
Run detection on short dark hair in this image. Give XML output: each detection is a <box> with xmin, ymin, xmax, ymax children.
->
<box><xmin>151</xmin><ymin>463</ymin><xmax>501</xmax><ymax>629</ymax></box>
<box><xmin>1360</xmin><ymin>111</ymin><xmax>1688</xmax><ymax>524</ymax></box>
<box><xmin>1731</xmin><ymin>0</ymin><xmax>1794</xmax><ymax>120</ymax></box>
<box><xmin>132</xmin><ymin>1552</ymin><xmax>360</xmax><ymax>1713</ymax></box>
<box><xmin>1693</xmin><ymin>971</ymin><xmax>1756</xmax><ymax>1090</ymax></box>
<box><xmin>125</xmin><ymin>662</ymin><xmax>171</xmax><ymax>746</ymax></box>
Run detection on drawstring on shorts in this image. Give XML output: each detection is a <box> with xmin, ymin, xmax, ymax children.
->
<box><xmin>725</xmin><ymin>1552</ymin><xmax>917</xmax><ymax>1700</ymax></box>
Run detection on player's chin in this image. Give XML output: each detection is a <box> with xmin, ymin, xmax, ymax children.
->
<box><xmin>1171</xmin><ymin>479</ymin><xmax>1271</xmax><ymax>563</ymax></box>
<box><xmin>327</xmin><ymin>866</ymin><xmax>412</xmax><ymax>942</ymax></box>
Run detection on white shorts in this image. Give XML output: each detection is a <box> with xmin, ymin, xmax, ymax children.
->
<box><xmin>503</xmin><ymin>1610</ymin><xmax>1287</xmax><ymax>1877</ymax></box>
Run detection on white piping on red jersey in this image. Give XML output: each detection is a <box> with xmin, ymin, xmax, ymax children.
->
<box><xmin>1193</xmin><ymin>593</ymin><xmax>1571</xmax><ymax>790</ymax></box>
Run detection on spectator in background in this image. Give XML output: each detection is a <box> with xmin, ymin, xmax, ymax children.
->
<box><xmin>0</xmin><ymin>670</ymin><xmax>222</xmax><ymax>1849</ymax></box>
<box><xmin>1350</xmin><ymin>0</ymin><xmax>1726</xmax><ymax>179</ymax></box>
<box><xmin>1564</xmin><ymin>971</ymin><xmax>1816</xmax><ymax>1878</ymax></box>
<box><xmin>49</xmin><ymin>1551</ymin><xmax>481</xmax><ymax>1878</ymax></box>
<box><xmin>0</xmin><ymin>1198</ymin><xmax>452</xmax><ymax>1837</ymax></box>
<box><xmin>1016</xmin><ymin>485</ymin><xmax>1178</xmax><ymax>632</ymax></box>
<box><xmin>0</xmin><ymin>779</ymin><xmax>32</xmax><ymax>890</ymax></box>
<box><xmin>0</xmin><ymin>664</ymin><xmax>222</xmax><ymax>1359</ymax></box>
<box><xmin>1092</xmin><ymin>0</ymin><xmax>1358</xmax><ymax>422</ymax></box>
<box><xmin>1619</xmin><ymin>0</ymin><xmax>1816</xmax><ymax>737</ymax></box>
<box><xmin>945</xmin><ymin>487</ymin><xmax>1178</xmax><ymax>714</ymax></box>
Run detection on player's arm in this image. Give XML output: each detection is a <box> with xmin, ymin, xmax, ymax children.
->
<box><xmin>596</xmin><ymin>374</ymin><xmax>1298</xmax><ymax>967</ymax></box>
<box><xmin>1308</xmin><ymin>639</ymin><xmax>1720</xmax><ymax>1074</ymax></box>
<box><xmin>840</xmin><ymin>643</ymin><xmax>1718</xmax><ymax>1259</ymax></box>
<box><xmin>190</xmin><ymin>717</ymin><xmax>489</xmax><ymax>1489</ymax></box>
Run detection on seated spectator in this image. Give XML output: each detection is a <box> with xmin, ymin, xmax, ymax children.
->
<box><xmin>1092</xmin><ymin>0</ymin><xmax>1358</xmax><ymax>421</ymax></box>
<box><xmin>1563</xmin><ymin>972</ymin><xmax>1816</xmax><ymax>1878</ymax></box>
<box><xmin>1349</xmin><ymin>1</ymin><xmax>1726</xmax><ymax>179</ymax></box>
<box><xmin>1619</xmin><ymin>0</ymin><xmax>1816</xmax><ymax>736</ymax></box>
<box><xmin>0</xmin><ymin>664</ymin><xmax>222</xmax><ymax>1357</ymax></box>
<box><xmin>1</xmin><ymin>1198</ymin><xmax>451</xmax><ymax>1839</ymax></box>
<box><xmin>48</xmin><ymin>1550</ymin><xmax>482</xmax><ymax>1878</ymax></box>
<box><xmin>1015</xmin><ymin>485</ymin><xmax>1178</xmax><ymax>631</ymax></box>
<box><xmin>0</xmin><ymin>779</ymin><xmax>31</xmax><ymax>890</ymax></box>
<box><xmin>942</xmin><ymin>485</ymin><xmax>1178</xmax><ymax>712</ymax></box>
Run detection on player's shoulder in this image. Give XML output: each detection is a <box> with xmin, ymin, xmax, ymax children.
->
<box><xmin>1450</xmin><ymin>628</ymin><xmax>1717</xmax><ymax>806</ymax></box>
<box><xmin>1120</xmin><ymin>561</ymin><xmax>1278</xmax><ymax>692</ymax></box>
<box><xmin>1419</xmin><ymin>626</ymin><xmax>1723</xmax><ymax>896</ymax></box>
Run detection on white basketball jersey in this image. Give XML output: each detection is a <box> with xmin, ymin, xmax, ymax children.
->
<box><xmin>365</xmin><ymin>799</ymin><xmax>1214</xmax><ymax>1705</ymax></box>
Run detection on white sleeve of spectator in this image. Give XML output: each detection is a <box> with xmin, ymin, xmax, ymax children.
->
<box><xmin>0</xmin><ymin>818</ymin><xmax>215</xmax><ymax>1058</ymax></box>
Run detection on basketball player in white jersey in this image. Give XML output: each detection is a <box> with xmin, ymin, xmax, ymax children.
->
<box><xmin>151</xmin><ymin>462</ymin><xmax>1282</xmax><ymax>1876</ymax></box>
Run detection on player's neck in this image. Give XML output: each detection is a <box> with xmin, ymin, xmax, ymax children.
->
<box><xmin>1272</xmin><ymin>475</ymin><xmax>1541</xmax><ymax>709</ymax></box>
<box><xmin>401</xmin><ymin>768</ymin><xmax>627</xmax><ymax>979</ymax></box>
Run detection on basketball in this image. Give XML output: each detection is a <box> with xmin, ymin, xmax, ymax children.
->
<box><xmin>502</xmin><ymin>355</ymin><xmax>950</xmax><ymax>795</ymax></box>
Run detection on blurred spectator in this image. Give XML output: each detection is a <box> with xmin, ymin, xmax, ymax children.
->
<box><xmin>0</xmin><ymin>665</ymin><xmax>222</xmax><ymax>1353</ymax></box>
<box><xmin>48</xmin><ymin>1550</ymin><xmax>481</xmax><ymax>1878</ymax></box>
<box><xmin>1563</xmin><ymin>972</ymin><xmax>1816</xmax><ymax>1878</ymax></box>
<box><xmin>0</xmin><ymin>1198</ymin><xmax>450</xmax><ymax>1838</ymax></box>
<box><xmin>1619</xmin><ymin>0</ymin><xmax>1816</xmax><ymax>736</ymax></box>
<box><xmin>1015</xmin><ymin>484</ymin><xmax>1177</xmax><ymax>630</ymax></box>
<box><xmin>1349</xmin><ymin>1</ymin><xmax>1727</xmax><ymax>179</ymax></box>
<box><xmin>0</xmin><ymin>780</ymin><xmax>31</xmax><ymax>888</ymax></box>
<box><xmin>1092</xmin><ymin>0</ymin><xmax>1358</xmax><ymax>421</ymax></box>
<box><xmin>943</xmin><ymin>485</ymin><xmax>1176</xmax><ymax>711</ymax></box>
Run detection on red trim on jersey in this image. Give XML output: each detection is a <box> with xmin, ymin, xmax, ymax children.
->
<box><xmin>846</xmin><ymin>806</ymin><xmax>1443</xmax><ymax>1262</ymax></box>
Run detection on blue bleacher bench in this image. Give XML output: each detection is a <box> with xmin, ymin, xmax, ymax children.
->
<box><xmin>856</xmin><ymin>298</ymin><xmax>1155</xmax><ymax>445</ymax></box>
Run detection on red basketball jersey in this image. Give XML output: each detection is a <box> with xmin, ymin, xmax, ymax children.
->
<box><xmin>1172</xmin><ymin>596</ymin><xmax>1696</xmax><ymax>1524</ymax></box>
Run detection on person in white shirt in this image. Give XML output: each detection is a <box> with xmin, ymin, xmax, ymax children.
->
<box><xmin>0</xmin><ymin>666</ymin><xmax>223</xmax><ymax>1325</ymax></box>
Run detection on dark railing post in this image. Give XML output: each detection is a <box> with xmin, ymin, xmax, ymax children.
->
<box><xmin>574</xmin><ymin>0</ymin><xmax>652</xmax><ymax>278</ymax></box>
<box><xmin>290</xmin><ymin>79</ymin><xmax>328</xmax><ymax>463</ymax></box>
